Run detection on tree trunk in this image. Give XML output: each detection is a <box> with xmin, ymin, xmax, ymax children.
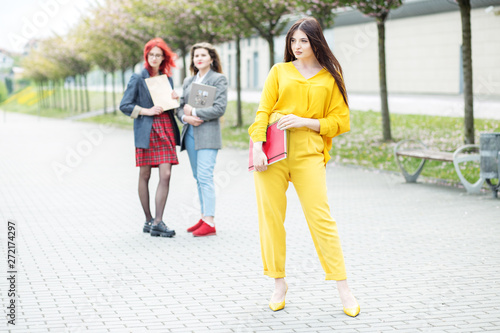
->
<box><xmin>51</xmin><ymin>80</ymin><xmax>56</xmax><ymax>109</ymax></box>
<box><xmin>61</xmin><ymin>79</ymin><xmax>66</xmax><ymax>110</ymax></box>
<box><xmin>52</xmin><ymin>81</ymin><xmax>56</xmax><ymax>108</ymax></box>
<box><xmin>64</xmin><ymin>79</ymin><xmax>68</xmax><ymax>111</ymax></box>
<box><xmin>181</xmin><ymin>47</ymin><xmax>188</xmax><ymax>82</ymax></box>
<box><xmin>319</xmin><ymin>17</ymin><xmax>325</xmax><ymax>31</ymax></box>
<box><xmin>37</xmin><ymin>82</ymin><xmax>42</xmax><ymax>113</ymax></box>
<box><xmin>103</xmin><ymin>72</ymin><xmax>107</xmax><ymax>115</ymax></box>
<box><xmin>74</xmin><ymin>77</ymin><xmax>79</xmax><ymax>113</ymax></box>
<box><xmin>48</xmin><ymin>81</ymin><xmax>52</xmax><ymax>108</ymax></box>
<box><xmin>459</xmin><ymin>0</ymin><xmax>474</xmax><ymax>144</ymax></box>
<box><xmin>58</xmin><ymin>80</ymin><xmax>63</xmax><ymax>109</ymax></box>
<box><xmin>44</xmin><ymin>81</ymin><xmax>48</xmax><ymax>109</ymax></box>
<box><xmin>58</xmin><ymin>80</ymin><xmax>62</xmax><ymax>109</ymax></box>
<box><xmin>67</xmin><ymin>78</ymin><xmax>73</xmax><ymax>113</ymax></box>
<box><xmin>38</xmin><ymin>82</ymin><xmax>43</xmax><ymax>109</ymax></box>
<box><xmin>56</xmin><ymin>81</ymin><xmax>61</xmax><ymax>108</ymax></box>
<box><xmin>267</xmin><ymin>36</ymin><xmax>275</xmax><ymax>70</ymax></box>
<box><xmin>121</xmin><ymin>69</ymin><xmax>126</xmax><ymax>92</ymax></box>
<box><xmin>377</xmin><ymin>19</ymin><xmax>392</xmax><ymax>142</ymax></box>
<box><xmin>84</xmin><ymin>74</ymin><xmax>90</xmax><ymax>112</ymax></box>
<box><xmin>79</xmin><ymin>75</ymin><xmax>84</xmax><ymax>113</ymax></box>
<box><xmin>41</xmin><ymin>81</ymin><xmax>46</xmax><ymax>109</ymax></box>
<box><xmin>102</xmin><ymin>71</ymin><xmax>108</xmax><ymax>114</ymax></box>
<box><xmin>112</xmin><ymin>71</ymin><xmax>116</xmax><ymax>115</ymax></box>
<box><xmin>236</xmin><ymin>36</ymin><xmax>243</xmax><ymax>127</ymax></box>
<box><xmin>47</xmin><ymin>81</ymin><xmax>51</xmax><ymax>108</ymax></box>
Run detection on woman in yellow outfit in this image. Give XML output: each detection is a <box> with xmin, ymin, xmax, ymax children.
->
<box><xmin>249</xmin><ymin>17</ymin><xmax>360</xmax><ymax>316</ymax></box>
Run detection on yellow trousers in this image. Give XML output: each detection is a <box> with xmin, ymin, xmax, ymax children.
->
<box><xmin>253</xmin><ymin>128</ymin><xmax>347</xmax><ymax>280</ymax></box>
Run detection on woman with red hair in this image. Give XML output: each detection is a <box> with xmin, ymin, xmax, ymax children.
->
<box><xmin>120</xmin><ymin>38</ymin><xmax>180</xmax><ymax>238</ymax></box>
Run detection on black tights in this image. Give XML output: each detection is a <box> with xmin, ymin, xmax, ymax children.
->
<box><xmin>138</xmin><ymin>164</ymin><xmax>172</xmax><ymax>224</ymax></box>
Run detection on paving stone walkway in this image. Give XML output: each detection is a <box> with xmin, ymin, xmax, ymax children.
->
<box><xmin>0</xmin><ymin>111</ymin><xmax>499</xmax><ymax>332</ymax></box>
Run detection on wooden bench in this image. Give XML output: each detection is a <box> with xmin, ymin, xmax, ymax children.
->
<box><xmin>394</xmin><ymin>139</ymin><xmax>484</xmax><ymax>194</ymax></box>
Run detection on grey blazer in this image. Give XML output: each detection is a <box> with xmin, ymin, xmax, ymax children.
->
<box><xmin>176</xmin><ymin>70</ymin><xmax>228</xmax><ymax>151</ymax></box>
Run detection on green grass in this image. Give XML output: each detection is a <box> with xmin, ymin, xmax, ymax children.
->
<box><xmin>1</xmin><ymin>87</ymin><xmax>122</xmax><ymax>118</ymax></box>
<box><xmin>221</xmin><ymin>101</ymin><xmax>258</xmax><ymax>149</ymax></box>
<box><xmin>4</xmin><ymin>92</ymin><xmax>500</xmax><ymax>187</ymax></box>
<box><xmin>332</xmin><ymin>110</ymin><xmax>500</xmax><ymax>184</ymax></box>
<box><xmin>221</xmin><ymin>101</ymin><xmax>500</xmax><ymax>187</ymax></box>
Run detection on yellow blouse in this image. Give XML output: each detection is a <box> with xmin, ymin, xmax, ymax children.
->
<box><xmin>248</xmin><ymin>62</ymin><xmax>350</xmax><ymax>164</ymax></box>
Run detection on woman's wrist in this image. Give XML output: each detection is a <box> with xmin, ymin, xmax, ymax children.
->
<box><xmin>253</xmin><ymin>141</ymin><xmax>264</xmax><ymax>151</ymax></box>
<box><xmin>305</xmin><ymin>118</ymin><xmax>321</xmax><ymax>132</ymax></box>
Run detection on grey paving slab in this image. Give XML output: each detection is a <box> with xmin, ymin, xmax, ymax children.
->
<box><xmin>0</xmin><ymin>111</ymin><xmax>499</xmax><ymax>333</ymax></box>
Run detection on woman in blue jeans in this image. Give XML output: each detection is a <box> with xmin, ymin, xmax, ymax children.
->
<box><xmin>176</xmin><ymin>42</ymin><xmax>228</xmax><ymax>237</ymax></box>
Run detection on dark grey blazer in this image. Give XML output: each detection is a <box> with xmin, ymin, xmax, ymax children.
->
<box><xmin>119</xmin><ymin>68</ymin><xmax>180</xmax><ymax>149</ymax></box>
<box><xmin>176</xmin><ymin>70</ymin><xmax>228</xmax><ymax>151</ymax></box>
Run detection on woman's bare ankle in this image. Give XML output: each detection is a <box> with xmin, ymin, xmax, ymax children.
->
<box><xmin>271</xmin><ymin>278</ymin><xmax>287</xmax><ymax>302</ymax></box>
<box><xmin>336</xmin><ymin>280</ymin><xmax>357</xmax><ymax>308</ymax></box>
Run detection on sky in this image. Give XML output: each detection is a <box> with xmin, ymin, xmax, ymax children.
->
<box><xmin>0</xmin><ymin>0</ymin><xmax>102</xmax><ymax>53</ymax></box>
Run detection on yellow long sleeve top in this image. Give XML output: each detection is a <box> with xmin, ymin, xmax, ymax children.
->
<box><xmin>248</xmin><ymin>62</ymin><xmax>350</xmax><ymax>165</ymax></box>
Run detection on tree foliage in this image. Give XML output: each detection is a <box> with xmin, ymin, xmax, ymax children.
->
<box><xmin>297</xmin><ymin>0</ymin><xmax>342</xmax><ymax>30</ymax></box>
<box><xmin>231</xmin><ymin>0</ymin><xmax>298</xmax><ymax>69</ymax></box>
<box><xmin>347</xmin><ymin>0</ymin><xmax>402</xmax><ymax>21</ymax></box>
<box><xmin>20</xmin><ymin>0</ymin><xmax>477</xmax><ymax>142</ymax></box>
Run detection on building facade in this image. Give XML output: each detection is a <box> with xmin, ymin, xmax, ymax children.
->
<box><xmin>173</xmin><ymin>0</ymin><xmax>500</xmax><ymax>98</ymax></box>
<box><xmin>0</xmin><ymin>50</ymin><xmax>14</xmax><ymax>70</ymax></box>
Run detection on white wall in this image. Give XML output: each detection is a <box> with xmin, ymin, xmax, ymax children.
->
<box><xmin>172</xmin><ymin>7</ymin><xmax>500</xmax><ymax>97</ymax></box>
<box><xmin>385</xmin><ymin>11</ymin><xmax>462</xmax><ymax>94</ymax></box>
<box><xmin>472</xmin><ymin>8</ymin><xmax>500</xmax><ymax>96</ymax></box>
<box><xmin>333</xmin><ymin>23</ymin><xmax>380</xmax><ymax>93</ymax></box>
<box><xmin>172</xmin><ymin>37</ymin><xmax>273</xmax><ymax>91</ymax></box>
<box><xmin>334</xmin><ymin>8</ymin><xmax>500</xmax><ymax>96</ymax></box>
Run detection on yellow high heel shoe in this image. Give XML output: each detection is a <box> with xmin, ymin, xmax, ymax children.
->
<box><xmin>343</xmin><ymin>299</ymin><xmax>360</xmax><ymax>317</ymax></box>
<box><xmin>269</xmin><ymin>283</ymin><xmax>288</xmax><ymax>311</ymax></box>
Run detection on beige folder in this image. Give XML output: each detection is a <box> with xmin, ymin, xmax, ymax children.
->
<box><xmin>144</xmin><ymin>75</ymin><xmax>180</xmax><ymax>111</ymax></box>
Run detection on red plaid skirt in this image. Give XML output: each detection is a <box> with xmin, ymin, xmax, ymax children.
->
<box><xmin>136</xmin><ymin>112</ymin><xmax>178</xmax><ymax>167</ymax></box>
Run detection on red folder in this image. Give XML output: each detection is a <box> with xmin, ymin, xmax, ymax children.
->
<box><xmin>248</xmin><ymin>122</ymin><xmax>287</xmax><ymax>172</ymax></box>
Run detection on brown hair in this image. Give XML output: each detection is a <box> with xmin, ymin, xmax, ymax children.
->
<box><xmin>189</xmin><ymin>42</ymin><xmax>223</xmax><ymax>75</ymax></box>
<box><xmin>284</xmin><ymin>17</ymin><xmax>348</xmax><ymax>106</ymax></box>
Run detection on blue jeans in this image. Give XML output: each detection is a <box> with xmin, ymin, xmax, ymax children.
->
<box><xmin>185</xmin><ymin>125</ymin><xmax>218</xmax><ymax>217</ymax></box>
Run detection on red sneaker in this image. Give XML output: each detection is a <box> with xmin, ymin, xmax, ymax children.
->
<box><xmin>192</xmin><ymin>222</ymin><xmax>216</xmax><ymax>237</ymax></box>
<box><xmin>187</xmin><ymin>219</ymin><xmax>204</xmax><ymax>233</ymax></box>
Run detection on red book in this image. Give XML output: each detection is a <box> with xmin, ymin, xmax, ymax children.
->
<box><xmin>248</xmin><ymin>122</ymin><xmax>288</xmax><ymax>172</ymax></box>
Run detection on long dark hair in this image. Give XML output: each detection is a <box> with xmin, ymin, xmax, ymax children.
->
<box><xmin>189</xmin><ymin>42</ymin><xmax>223</xmax><ymax>75</ymax></box>
<box><xmin>143</xmin><ymin>38</ymin><xmax>176</xmax><ymax>76</ymax></box>
<box><xmin>284</xmin><ymin>17</ymin><xmax>348</xmax><ymax>106</ymax></box>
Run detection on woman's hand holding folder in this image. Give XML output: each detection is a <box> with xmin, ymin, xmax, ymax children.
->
<box><xmin>141</xmin><ymin>105</ymin><xmax>163</xmax><ymax>116</ymax></box>
<box><xmin>252</xmin><ymin>142</ymin><xmax>268</xmax><ymax>172</ymax></box>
